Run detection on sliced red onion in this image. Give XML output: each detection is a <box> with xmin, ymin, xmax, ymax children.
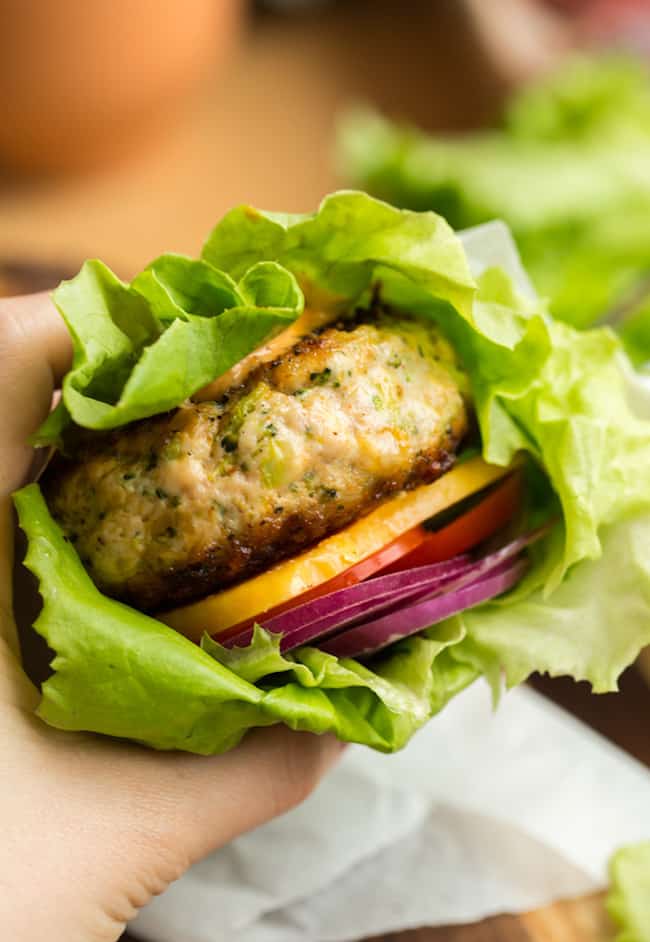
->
<box><xmin>320</xmin><ymin>556</ymin><xmax>528</xmax><ymax>659</ymax></box>
<box><xmin>274</xmin><ymin>525</ymin><xmax>547</xmax><ymax>653</ymax></box>
<box><xmin>220</xmin><ymin>524</ymin><xmax>550</xmax><ymax>656</ymax></box>
<box><xmin>223</xmin><ymin>555</ymin><xmax>473</xmax><ymax>650</ymax></box>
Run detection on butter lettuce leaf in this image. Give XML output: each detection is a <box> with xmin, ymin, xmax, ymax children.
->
<box><xmin>459</xmin><ymin>513</ymin><xmax>650</xmax><ymax>693</ymax></box>
<box><xmin>202</xmin><ymin>190</ymin><xmax>476</xmax><ymax>324</ymax></box>
<box><xmin>607</xmin><ymin>842</ymin><xmax>650</xmax><ymax>942</ymax></box>
<box><xmin>33</xmin><ymin>256</ymin><xmax>303</xmax><ymax>444</ymax></box>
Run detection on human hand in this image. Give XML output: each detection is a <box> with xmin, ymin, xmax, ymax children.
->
<box><xmin>0</xmin><ymin>293</ymin><xmax>343</xmax><ymax>942</ymax></box>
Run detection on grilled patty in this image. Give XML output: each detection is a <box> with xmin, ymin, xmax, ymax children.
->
<box><xmin>44</xmin><ymin>313</ymin><xmax>470</xmax><ymax>611</ymax></box>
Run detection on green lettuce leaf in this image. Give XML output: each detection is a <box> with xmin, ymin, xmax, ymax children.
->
<box><xmin>339</xmin><ymin>55</ymin><xmax>650</xmax><ymax>347</ymax></box>
<box><xmin>14</xmin><ymin>484</ymin><xmax>479</xmax><ymax>753</ymax></box>
<box><xmin>607</xmin><ymin>842</ymin><xmax>650</xmax><ymax>942</ymax></box>
<box><xmin>201</xmin><ymin>190</ymin><xmax>475</xmax><ymax>323</ymax></box>
<box><xmin>13</xmin><ymin>191</ymin><xmax>650</xmax><ymax>753</ymax></box>
<box><xmin>33</xmin><ymin>255</ymin><xmax>303</xmax><ymax>444</ymax></box>
<box><xmin>439</xmin><ymin>269</ymin><xmax>650</xmax><ymax>586</ymax></box>
<box><xmin>458</xmin><ymin>513</ymin><xmax>650</xmax><ymax>694</ymax></box>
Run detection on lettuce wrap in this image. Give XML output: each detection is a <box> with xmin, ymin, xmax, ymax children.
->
<box><xmin>13</xmin><ymin>191</ymin><xmax>650</xmax><ymax>754</ymax></box>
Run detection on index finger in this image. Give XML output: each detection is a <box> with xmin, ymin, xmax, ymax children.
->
<box><xmin>0</xmin><ymin>292</ymin><xmax>72</xmax><ymax>661</ymax></box>
<box><xmin>1</xmin><ymin>291</ymin><xmax>72</xmax><ymax>388</ymax></box>
<box><xmin>0</xmin><ymin>292</ymin><xmax>72</xmax><ymax>500</ymax></box>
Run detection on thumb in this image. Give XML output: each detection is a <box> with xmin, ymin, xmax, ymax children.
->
<box><xmin>139</xmin><ymin>727</ymin><xmax>346</xmax><ymax>866</ymax></box>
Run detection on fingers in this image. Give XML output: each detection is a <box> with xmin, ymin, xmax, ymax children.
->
<box><xmin>151</xmin><ymin>726</ymin><xmax>345</xmax><ymax>862</ymax></box>
<box><xmin>1</xmin><ymin>291</ymin><xmax>72</xmax><ymax>386</ymax></box>
<box><xmin>0</xmin><ymin>293</ymin><xmax>70</xmax><ymax>663</ymax></box>
<box><xmin>0</xmin><ymin>292</ymin><xmax>72</xmax><ymax>499</ymax></box>
<box><xmin>176</xmin><ymin>727</ymin><xmax>346</xmax><ymax>856</ymax></box>
<box><xmin>90</xmin><ymin>727</ymin><xmax>345</xmax><ymax>902</ymax></box>
<box><xmin>0</xmin><ymin>294</ymin><xmax>346</xmax><ymax>916</ymax></box>
<box><xmin>1</xmin><ymin>725</ymin><xmax>345</xmax><ymax>935</ymax></box>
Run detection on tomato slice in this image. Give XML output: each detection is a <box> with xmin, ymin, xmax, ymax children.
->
<box><xmin>384</xmin><ymin>471</ymin><xmax>522</xmax><ymax>572</ymax></box>
<box><xmin>215</xmin><ymin>472</ymin><xmax>521</xmax><ymax>643</ymax></box>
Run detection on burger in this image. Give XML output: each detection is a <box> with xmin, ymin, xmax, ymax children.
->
<box><xmin>14</xmin><ymin>192</ymin><xmax>650</xmax><ymax>754</ymax></box>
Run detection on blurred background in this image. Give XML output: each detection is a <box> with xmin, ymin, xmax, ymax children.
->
<box><xmin>0</xmin><ymin>0</ymin><xmax>642</xmax><ymax>276</ymax></box>
<box><xmin>3</xmin><ymin>0</ymin><xmax>650</xmax><ymax>767</ymax></box>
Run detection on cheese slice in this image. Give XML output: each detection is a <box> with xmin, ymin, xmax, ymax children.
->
<box><xmin>161</xmin><ymin>456</ymin><xmax>514</xmax><ymax>643</ymax></box>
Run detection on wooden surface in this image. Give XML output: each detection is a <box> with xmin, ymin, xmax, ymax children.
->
<box><xmin>366</xmin><ymin>892</ymin><xmax>611</xmax><ymax>941</ymax></box>
<box><xmin>2</xmin><ymin>3</ymin><xmax>648</xmax><ymax>940</ymax></box>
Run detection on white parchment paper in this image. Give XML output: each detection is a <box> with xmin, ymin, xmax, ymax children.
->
<box><xmin>130</xmin><ymin>223</ymin><xmax>650</xmax><ymax>939</ymax></box>
<box><xmin>131</xmin><ymin>684</ymin><xmax>650</xmax><ymax>941</ymax></box>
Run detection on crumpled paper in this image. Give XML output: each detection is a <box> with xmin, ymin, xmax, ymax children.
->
<box><xmin>130</xmin><ymin>684</ymin><xmax>650</xmax><ymax>941</ymax></box>
<box><xmin>130</xmin><ymin>222</ymin><xmax>650</xmax><ymax>940</ymax></box>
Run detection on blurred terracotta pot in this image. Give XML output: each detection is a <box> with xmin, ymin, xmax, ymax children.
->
<box><xmin>0</xmin><ymin>0</ymin><xmax>243</xmax><ymax>175</ymax></box>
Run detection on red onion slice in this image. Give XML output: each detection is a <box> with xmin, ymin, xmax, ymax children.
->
<box><xmin>220</xmin><ymin>524</ymin><xmax>550</xmax><ymax>657</ymax></box>
<box><xmin>321</xmin><ymin>556</ymin><xmax>528</xmax><ymax>659</ymax></box>
<box><xmin>224</xmin><ymin>556</ymin><xmax>473</xmax><ymax>650</ymax></box>
<box><xmin>273</xmin><ymin>525</ymin><xmax>547</xmax><ymax>653</ymax></box>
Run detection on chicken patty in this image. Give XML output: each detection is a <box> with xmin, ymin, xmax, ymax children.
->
<box><xmin>44</xmin><ymin>313</ymin><xmax>470</xmax><ymax>611</ymax></box>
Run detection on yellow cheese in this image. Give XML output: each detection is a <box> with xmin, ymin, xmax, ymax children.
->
<box><xmin>161</xmin><ymin>456</ymin><xmax>513</xmax><ymax>642</ymax></box>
